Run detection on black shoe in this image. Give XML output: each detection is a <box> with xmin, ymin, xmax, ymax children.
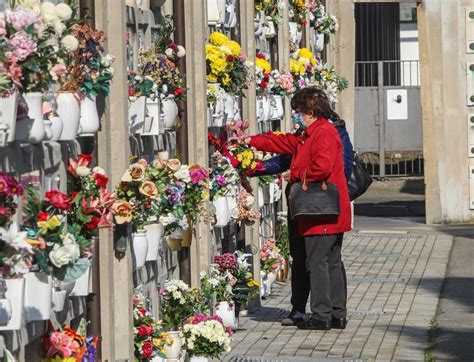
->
<box><xmin>281</xmin><ymin>316</ymin><xmax>305</xmax><ymax>326</ymax></box>
<box><xmin>297</xmin><ymin>316</ymin><xmax>331</xmax><ymax>330</ymax></box>
<box><xmin>331</xmin><ymin>317</ymin><xmax>347</xmax><ymax>329</ymax></box>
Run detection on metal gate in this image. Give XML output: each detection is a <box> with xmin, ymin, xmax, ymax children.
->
<box><xmin>354</xmin><ymin>60</ymin><xmax>423</xmax><ymax>177</ymax></box>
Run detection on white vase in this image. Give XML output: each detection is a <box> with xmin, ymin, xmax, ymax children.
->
<box><xmin>164</xmin><ymin>331</ymin><xmax>182</xmax><ymax>359</ymax></box>
<box><xmin>213</xmin><ymin>197</ymin><xmax>230</xmax><ymax>227</ymax></box>
<box><xmin>215</xmin><ymin>301</ymin><xmax>236</xmax><ymax>329</ymax></box>
<box><xmin>226</xmin><ymin>196</ymin><xmax>237</xmax><ymax>217</ymax></box>
<box><xmin>216</xmin><ymin>0</ymin><xmax>226</xmax><ymax>23</ymax></box>
<box><xmin>79</xmin><ymin>95</ymin><xmax>100</xmax><ymax>135</ymax></box>
<box><xmin>57</xmin><ymin>92</ymin><xmax>80</xmax><ymax>140</ymax></box>
<box><xmin>269</xmin><ymin>95</ymin><xmax>284</xmax><ymax>119</ymax></box>
<box><xmin>132</xmin><ymin>230</ymin><xmax>149</xmax><ymax>269</ymax></box>
<box><xmin>190</xmin><ymin>357</ymin><xmax>209</xmax><ymax>362</ymax></box>
<box><xmin>49</xmin><ymin>115</ymin><xmax>63</xmax><ymax>141</ymax></box>
<box><xmin>261</xmin><ymin>96</ymin><xmax>271</xmax><ymax>121</ymax></box>
<box><xmin>258</xmin><ymin>186</ymin><xmax>264</xmax><ymax>209</ymax></box>
<box><xmin>314</xmin><ymin>33</ymin><xmax>325</xmax><ymax>52</ymax></box>
<box><xmin>269</xmin><ymin>182</ymin><xmax>275</xmax><ymax>204</ymax></box>
<box><xmin>223</xmin><ymin>93</ymin><xmax>235</xmax><ymax>121</ymax></box>
<box><xmin>0</xmin><ymin>91</ymin><xmax>18</xmax><ymax>145</ymax></box>
<box><xmin>70</xmin><ymin>265</ymin><xmax>91</xmax><ymax>296</ymax></box>
<box><xmin>43</xmin><ymin>119</ymin><xmax>53</xmax><ymax>141</ymax></box>
<box><xmin>142</xmin><ymin>97</ymin><xmax>161</xmax><ymax>135</ymax></box>
<box><xmin>52</xmin><ymin>289</ymin><xmax>67</xmax><ymax>312</ymax></box>
<box><xmin>207</xmin><ymin>0</ymin><xmax>220</xmax><ymax>25</ymax></box>
<box><xmin>267</xmin><ymin>271</ymin><xmax>277</xmax><ymax>286</ymax></box>
<box><xmin>0</xmin><ymin>278</ymin><xmax>24</xmax><ymax>331</ymax></box>
<box><xmin>162</xmin><ymin>96</ymin><xmax>178</xmax><ymax>130</ymax></box>
<box><xmin>15</xmin><ymin>92</ymin><xmax>45</xmax><ymax>143</ymax></box>
<box><xmin>24</xmin><ymin>272</ymin><xmax>52</xmax><ymax>321</ymax></box>
<box><xmin>129</xmin><ymin>96</ymin><xmax>146</xmax><ymax>134</ymax></box>
<box><xmin>144</xmin><ymin>223</ymin><xmax>163</xmax><ymax>261</ymax></box>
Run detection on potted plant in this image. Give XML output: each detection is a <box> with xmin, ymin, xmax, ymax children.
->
<box><xmin>181</xmin><ymin>313</ymin><xmax>233</xmax><ymax>362</ymax></box>
<box><xmin>260</xmin><ymin>238</ymin><xmax>285</xmax><ymax>296</ymax></box>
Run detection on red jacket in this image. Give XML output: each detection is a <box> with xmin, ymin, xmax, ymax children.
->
<box><xmin>250</xmin><ymin>118</ymin><xmax>352</xmax><ymax>236</ymax></box>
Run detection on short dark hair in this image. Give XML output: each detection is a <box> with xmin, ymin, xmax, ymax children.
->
<box><xmin>290</xmin><ymin>87</ymin><xmax>339</xmax><ymax>121</ymax></box>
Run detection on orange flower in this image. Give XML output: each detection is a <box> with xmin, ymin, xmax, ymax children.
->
<box><xmin>112</xmin><ymin>201</ymin><xmax>133</xmax><ymax>224</ymax></box>
<box><xmin>166</xmin><ymin>159</ymin><xmax>181</xmax><ymax>172</ymax></box>
<box><xmin>139</xmin><ymin>181</ymin><xmax>158</xmax><ymax>198</ymax></box>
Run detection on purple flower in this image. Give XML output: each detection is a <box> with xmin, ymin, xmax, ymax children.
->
<box><xmin>0</xmin><ymin>177</ymin><xmax>9</xmax><ymax>194</ymax></box>
<box><xmin>215</xmin><ymin>175</ymin><xmax>227</xmax><ymax>187</ymax></box>
<box><xmin>10</xmin><ymin>31</ymin><xmax>37</xmax><ymax>61</ymax></box>
<box><xmin>167</xmin><ymin>185</ymin><xmax>185</xmax><ymax>205</ymax></box>
<box><xmin>189</xmin><ymin>166</ymin><xmax>208</xmax><ymax>185</ymax></box>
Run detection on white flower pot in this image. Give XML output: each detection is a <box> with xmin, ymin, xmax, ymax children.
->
<box><xmin>207</xmin><ymin>0</ymin><xmax>220</xmax><ymax>25</ymax></box>
<box><xmin>267</xmin><ymin>271</ymin><xmax>277</xmax><ymax>286</ymax></box>
<box><xmin>0</xmin><ymin>278</ymin><xmax>24</xmax><ymax>331</ymax></box>
<box><xmin>144</xmin><ymin>223</ymin><xmax>163</xmax><ymax>261</ymax></box>
<box><xmin>259</xmin><ymin>272</ymin><xmax>271</xmax><ymax>297</ymax></box>
<box><xmin>79</xmin><ymin>95</ymin><xmax>100</xmax><ymax>135</ymax></box>
<box><xmin>70</xmin><ymin>265</ymin><xmax>91</xmax><ymax>296</ymax></box>
<box><xmin>314</xmin><ymin>33</ymin><xmax>325</xmax><ymax>52</ymax></box>
<box><xmin>269</xmin><ymin>95</ymin><xmax>284</xmax><ymax>119</ymax></box>
<box><xmin>43</xmin><ymin>119</ymin><xmax>53</xmax><ymax>141</ymax></box>
<box><xmin>142</xmin><ymin>98</ymin><xmax>161</xmax><ymax>135</ymax></box>
<box><xmin>24</xmin><ymin>272</ymin><xmax>52</xmax><ymax>321</ymax></box>
<box><xmin>213</xmin><ymin>197</ymin><xmax>230</xmax><ymax>227</ymax></box>
<box><xmin>226</xmin><ymin>196</ymin><xmax>237</xmax><ymax>216</ymax></box>
<box><xmin>217</xmin><ymin>0</ymin><xmax>226</xmax><ymax>23</ymax></box>
<box><xmin>52</xmin><ymin>289</ymin><xmax>67</xmax><ymax>312</ymax></box>
<box><xmin>129</xmin><ymin>96</ymin><xmax>146</xmax><ymax>134</ymax></box>
<box><xmin>0</xmin><ymin>91</ymin><xmax>19</xmax><ymax>145</ymax></box>
<box><xmin>15</xmin><ymin>92</ymin><xmax>45</xmax><ymax>143</ymax></box>
<box><xmin>223</xmin><ymin>93</ymin><xmax>235</xmax><ymax>121</ymax></box>
<box><xmin>190</xmin><ymin>357</ymin><xmax>209</xmax><ymax>362</ymax></box>
<box><xmin>164</xmin><ymin>330</ymin><xmax>182</xmax><ymax>359</ymax></box>
<box><xmin>0</xmin><ymin>298</ymin><xmax>12</xmax><ymax>326</ymax></box>
<box><xmin>262</xmin><ymin>96</ymin><xmax>271</xmax><ymax>122</ymax></box>
<box><xmin>215</xmin><ymin>301</ymin><xmax>237</xmax><ymax>329</ymax></box>
<box><xmin>162</xmin><ymin>96</ymin><xmax>178</xmax><ymax>130</ymax></box>
<box><xmin>132</xmin><ymin>230</ymin><xmax>149</xmax><ymax>269</ymax></box>
<box><xmin>57</xmin><ymin>92</ymin><xmax>80</xmax><ymax>140</ymax></box>
<box><xmin>49</xmin><ymin>115</ymin><xmax>63</xmax><ymax>141</ymax></box>
<box><xmin>258</xmin><ymin>186</ymin><xmax>264</xmax><ymax>209</ymax></box>
<box><xmin>269</xmin><ymin>182</ymin><xmax>275</xmax><ymax>204</ymax></box>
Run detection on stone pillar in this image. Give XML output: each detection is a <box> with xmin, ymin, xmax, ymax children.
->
<box><xmin>184</xmin><ymin>0</ymin><xmax>213</xmax><ymax>286</ymax></box>
<box><xmin>95</xmin><ymin>0</ymin><xmax>134</xmax><ymax>360</ymax></box>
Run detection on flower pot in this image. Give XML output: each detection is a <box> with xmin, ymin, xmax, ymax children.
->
<box><xmin>162</xmin><ymin>96</ymin><xmax>179</xmax><ymax>130</ymax></box>
<box><xmin>217</xmin><ymin>0</ymin><xmax>226</xmax><ymax>23</ymax></box>
<box><xmin>129</xmin><ymin>96</ymin><xmax>146</xmax><ymax>134</ymax></box>
<box><xmin>0</xmin><ymin>278</ymin><xmax>24</xmax><ymax>331</ymax></box>
<box><xmin>181</xmin><ymin>217</ymin><xmax>193</xmax><ymax>247</ymax></box>
<box><xmin>213</xmin><ymin>197</ymin><xmax>230</xmax><ymax>227</ymax></box>
<box><xmin>144</xmin><ymin>223</ymin><xmax>163</xmax><ymax>261</ymax></box>
<box><xmin>226</xmin><ymin>196</ymin><xmax>237</xmax><ymax>217</ymax></box>
<box><xmin>164</xmin><ymin>330</ymin><xmax>182</xmax><ymax>359</ymax></box>
<box><xmin>314</xmin><ymin>33</ymin><xmax>325</xmax><ymax>52</ymax></box>
<box><xmin>190</xmin><ymin>357</ymin><xmax>209</xmax><ymax>362</ymax></box>
<box><xmin>132</xmin><ymin>230</ymin><xmax>149</xmax><ymax>269</ymax></box>
<box><xmin>142</xmin><ymin>98</ymin><xmax>161</xmax><ymax>135</ymax></box>
<box><xmin>43</xmin><ymin>119</ymin><xmax>53</xmax><ymax>141</ymax></box>
<box><xmin>52</xmin><ymin>289</ymin><xmax>67</xmax><ymax>312</ymax></box>
<box><xmin>57</xmin><ymin>92</ymin><xmax>80</xmax><ymax>141</ymax></box>
<box><xmin>276</xmin><ymin>268</ymin><xmax>286</xmax><ymax>282</ymax></box>
<box><xmin>15</xmin><ymin>92</ymin><xmax>45</xmax><ymax>143</ymax></box>
<box><xmin>0</xmin><ymin>91</ymin><xmax>19</xmax><ymax>145</ymax></box>
<box><xmin>267</xmin><ymin>271</ymin><xmax>277</xmax><ymax>286</ymax></box>
<box><xmin>167</xmin><ymin>235</ymin><xmax>182</xmax><ymax>251</ymax></box>
<box><xmin>70</xmin><ymin>264</ymin><xmax>91</xmax><ymax>296</ymax></box>
<box><xmin>79</xmin><ymin>95</ymin><xmax>100</xmax><ymax>135</ymax></box>
<box><xmin>257</xmin><ymin>186</ymin><xmax>264</xmax><ymax>209</ymax></box>
<box><xmin>269</xmin><ymin>95</ymin><xmax>284</xmax><ymax>119</ymax></box>
<box><xmin>269</xmin><ymin>182</ymin><xmax>275</xmax><ymax>204</ymax></box>
<box><xmin>223</xmin><ymin>93</ymin><xmax>235</xmax><ymax>121</ymax></box>
<box><xmin>24</xmin><ymin>272</ymin><xmax>52</xmax><ymax>321</ymax></box>
<box><xmin>207</xmin><ymin>0</ymin><xmax>220</xmax><ymax>25</ymax></box>
<box><xmin>49</xmin><ymin>115</ymin><xmax>63</xmax><ymax>141</ymax></box>
<box><xmin>215</xmin><ymin>301</ymin><xmax>237</xmax><ymax>329</ymax></box>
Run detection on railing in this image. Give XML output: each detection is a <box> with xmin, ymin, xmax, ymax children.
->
<box><xmin>355</xmin><ymin>60</ymin><xmax>420</xmax><ymax>87</ymax></box>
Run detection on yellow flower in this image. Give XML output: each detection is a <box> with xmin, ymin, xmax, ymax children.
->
<box><xmin>298</xmin><ymin>47</ymin><xmax>314</xmax><ymax>61</ymax></box>
<box><xmin>273</xmin><ymin>131</ymin><xmax>283</xmax><ymax>135</ymax></box>
<box><xmin>37</xmin><ymin>215</ymin><xmax>61</xmax><ymax>235</ymax></box>
<box><xmin>207</xmin><ymin>74</ymin><xmax>218</xmax><ymax>82</ymax></box>
<box><xmin>255</xmin><ymin>4</ymin><xmax>262</xmax><ymax>11</ymax></box>
<box><xmin>255</xmin><ymin>58</ymin><xmax>271</xmax><ymax>73</ymax></box>
<box><xmin>222</xmin><ymin>73</ymin><xmax>231</xmax><ymax>85</ymax></box>
<box><xmin>294</xmin><ymin>0</ymin><xmax>306</xmax><ymax>8</ymax></box>
<box><xmin>290</xmin><ymin>59</ymin><xmax>300</xmax><ymax>74</ymax></box>
<box><xmin>209</xmin><ymin>31</ymin><xmax>229</xmax><ymax>46</ymax></box>
<box><xmin>208</xmin><ymin>85</ymin><xmax>217</xmax><ymax>93</ymax></box>
<box><xmin>210</xmin><ymin>57</ymin><xmax>227</xmax><ymax>74</ymax></box>
<box><xmin>227</xmin><ymin>40</ymin><xmax>242</xmax><ymax>57</ymax></box>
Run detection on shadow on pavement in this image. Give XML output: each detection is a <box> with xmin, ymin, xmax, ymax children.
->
<box><xmin>354</xmin><ymin>200</ymin><xmax>425</xmax><ymax>217</ymax></box>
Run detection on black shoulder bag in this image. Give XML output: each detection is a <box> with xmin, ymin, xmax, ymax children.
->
<box><xmin>348</xmin><ymin>152</ymin><xmax>373</xmax><ymax>201</ymax></box>
<box><xmin>288</xmin><ymin>170</ymin><xmax>340</xmax><ymax>221</ymax></box>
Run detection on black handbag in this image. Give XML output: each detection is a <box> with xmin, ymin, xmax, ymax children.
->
<box><xmin>348</xmin><ymin>152</ymin><xmax>373</xmax><ymax>201</ymax></box>
<box><xmin>288</xmin><ymin>170</ymin><xmax>340</xmax><ymax>221</ymax></box>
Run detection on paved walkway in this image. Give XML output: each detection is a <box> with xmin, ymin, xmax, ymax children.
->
<box><xmin>224</xmin><ymin>231</ymin><xmax>453</xmax><ymax>361</ymax></box>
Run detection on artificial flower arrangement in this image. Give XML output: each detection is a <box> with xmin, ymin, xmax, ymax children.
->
<box><xmin>0</xmin><ymin>172</ymin><xmax>24</xmax><ymax>228</ymax></box>
<box><xmin>180</xmin><ymin>313</ymin><xmax>233</xmax><ymax>360</ymax></box>
<box><xmin>255</xmin><ymin>53</ymin><xmax>272</xmax><ymax>97</ymax></box>
<box><xmin>225</xmin><ymin>119</ymin><xmax>258</xmax><ymax>174</ymax></box>
<box><xmin>290</xmin><ymin>47</ymin><xmax>318</xmax><ymax>89</ymax></box>
<box><xmin>42</xmin><ymin>322</ymin><xmax>100</xmax><ymax>362</ymax></box>
<box><xmin>206</xmin><ymin>31</ymin><xmax>251</xmax><ymax>97</ymax></box>
<box><xmin>232</xmin><ymin>187</ymin><xmax>261</xmax><ymax>224</ymax></box>
<box><xmin>0</xmin><ymin>221</ymin><xmax>34</xmax><ymax>278</ymax></box>
<box><xmin>127</xmin><ymin>71</ymin><xmax>156</xmax><ymax>100</ymax></box>
<box><xmin>260</xmin><ymin>238</ymin><xmax>285</xmax><ymax>275</ymax></box>
<box><xmin>200</xmin><ymin>263</ymin><xmax>235</xmax><ymax>307</ymax></box>
<box><xmin>276</xmin><ymin>212</ymin><xmax>290</xmax><ymax>263</ymax></box>
<box><xmin>133</xmin><ymin>294</ymin><xmax>173</xmax><ymax>361</ymax></box>
<box><xmin>154</xmin><ymin>15</ymin><xmax>186</xmax><ymax>65</ymax></box>
<box><xmin>289</xmin><ymin>0</ymin><xmax>309</xmax><ymax>27</ymax></box>
<box><xmin>255</xmin><ymin>0</ymin><xmax>283</xmax><ymax>23</ymax></box>
<box><xmin>308</xmin><ymin>61</ymin><xmax>348</xmax><ymax>104</ymax></box>
<box><xmin>269</xmin><ymin>69</ymin><xmax>295</xmax><ymax>97</ymax></box>
<box><xmin>208</xmin><ymin>150</ymin><xmax>240</xmax><ymax>201</ymax></box>
<box><xmin>308</xmin><ymin>1</ymin><xmax>339</xmax><ymax>35</ymax></box>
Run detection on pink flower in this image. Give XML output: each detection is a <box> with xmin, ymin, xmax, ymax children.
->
<box><xmin>50</xmin><ymin>63</ymin><xmax>67</xmax><ymax>81</ymax></box>
<box><xmin>47</xmin><ymin>331</ymin><xmax>73</xmax><ymax>358</ymax></box>
<box><xmin>0</xmin><ymin>13</ymin><xmax>6</xmax><ymax>36</ymax></box>
<box><xmin>81</xmin><ymin>197</ymin><xmax>100</xmax><ymax>214</ymax></box>
<box><xmin>6</xmin><ymin>9</ymin><xmax>41</xmax><ymax>32</ymax></box>
<box><xmin>9</xmin><ymin>31</ymin><xmax>37</xmax><ymax>61</ymax></box>
<box><xmin>98</xmin><ymin>209</ymin><xmax>113</xmax><ymax>228</ymax></box>
<box><xmin>189</xmin><ymin>166</ymin><xmax>208</xmax><ymax>185</ymax></box>
<box><xmin>271</xmin><ymin>263</ymin><xmax>278</xmax><ymax>270</ymax></box>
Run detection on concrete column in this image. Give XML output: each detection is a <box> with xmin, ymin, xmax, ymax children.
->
<box><xmin>95</xmin><ymin>0</ymin><xmax>134</xmax><ymax>360</ymax></box>
<box><xmin>325</xmin><ymin>0</ymin><xmax>356</xmax><ymax>139</ymax></box>
<box><xmin>184</xmin><ymin>0</ymin><xmax>212</xmax><ymax>286</ymax></box>
<box><xmin>278</xmin><ymin>0</ymin><xmax>292</xmax><ymax>134</ymax></box>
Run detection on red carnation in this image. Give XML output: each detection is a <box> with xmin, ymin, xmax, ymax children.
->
<box><xmin>128</xmin><ymin>87</ymin><xmax>135</xmax><ymax>97</ymax></box>
<box><xmin>137</xmin><ymin>325</ymin><xmax>154</xmax><ymax>337</ymax></box>
<box><xmin>256</xmin><ymin>53</ymin><xmax>266</xmax><ymax>59</ymax></box>
<box><xmin>78</xmin><ymin>154</ymin><xmax>92</xmax><ymax>167</ymax></box>
<box><xmin>85</xmin><ymin>216</ymin><xmax>101</xmax><ymax>230</ymax></box>
<box><xmin>142</xmin><ymin>342</ymin><xmax>153</xmax><ymax>359</ymax></box>
<box><xmin>94</xmin><ymin>173</ymin><xmax>109</xmax><ymax>188</ymax></box>
<box><xmin>173</xmin><ymin>88</ymin><xmax>184</xmax><ymax>97</ymax></box>
<box><xmin>45</xmin><ymin>190</ymin><xmax>71</xmax><ymax>211</ymax></box>
<box><xmin>261</xmin><ymin>81</ymin><xmax>268</xmax><ymax>89</ymax></box>
<box><xmin>139</xmin><ymin>307</ymin><xmax>147</xmax><ymax>316</ymax></box>
<box><xmin>226</xmin><ymin>55</ymin><xmax>234</xmax><ymax>62</ymax></box>
<box><xmin>38</xmin><ymin>212</ymin><xmax>49</xmax><ymax>222</ymax></box>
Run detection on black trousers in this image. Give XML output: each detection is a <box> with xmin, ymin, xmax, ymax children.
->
<box><xmin>288</xmin><ymin>217</ymin><xmax>347</xmax><ymax>321</ymax></box>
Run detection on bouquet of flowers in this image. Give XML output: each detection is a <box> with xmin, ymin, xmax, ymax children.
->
<box><xmin>260</xmin><ymin>238</ymin><xmax>285</xmax><ymax>275</ymax></box>
<box><xmin>289</xmin><ymin>0</ymin><xmax>309</xmax><ymax>26</ymax></box>
<box><xmin>208</xmin><ymin>151</ymin><xmax>241</xmax><ymax>200</ymax></box>
<box><xmin>0</xmin><ymin>222</ymin><xmax>33</xmax><ymax>278</ymax></box>
<box><xmin>154</xmin><ymin>15</ymin><xmax>186</xmax><ymax>63</ymax></box>
<box><xmin>225</xmin><ymin>119</ymin><xmax>258</xmax><ymax>174</ymax></box>
<box><xmin>42</xmin><ymin>324</ymin><xmax>100</xmax><ymax>362</ymax></box>
<box><xmin>308</xmin><ymin>1</ymin><xmax>339</xmax><ymax>35</ymax></box>
<box><xmin>255</xmin><ymin>0</ymin><xmax>283</xmax><ymax>23</ymax></box>
<box><xmin>309</xmin><ymin>61</ymin><xmax>348</xmax><ymax>104</ymax></box>
<box><xmin>128</xmin><ymin>71</ymin><xmax>156</xmax><ymax>100</ymax></box>
<box><xmin>231</xmin><ymin>187</ymin><xmax>261</xmax><ymax>224</ymax></box>
<box><xmin>0</xmin><ymin>172</ymin><xmax>24</xmax><ymax>228</ymax></box>
<box><xmin>133</xmin><ymin>295</ymin><xmax>172</xmax><ymax>361</ymax></box>
<box><xmin>200</xmin><ymin>263</ymin><xmax>234</xmax><ymax>306</ymax></box>
<box><xmin>206</xmin><ymin>32</ymin><xmax>250</xmax><ymax>97</ymax></box>
<box><xmin>67</xmin><ymin>154</ymin><xmax>115</xmax><ymax>239</ymax></box>
<box><xmin>290</xmin><ymin>47</ymin><xmax>318</xmax><ymax>90</ymax></box>
<box><xmin>180</xmin><ymin>314</ymin><xmax>232</xmax><ymax>359</ymax></box>
<box><xmin>255</xmin><ymin>53</ymin><xmax>272</xmax><ymax>97</ymax></box>
<box><xmin>269</xmin><ymin>69</ymin><xmax>295</xmax><ymax>97</ymax></box>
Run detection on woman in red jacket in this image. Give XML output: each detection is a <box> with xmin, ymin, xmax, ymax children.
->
<box><xmin>248</xmin><ymin>88</ymin><xmax>352</xmax><ymax>330</ymax></box>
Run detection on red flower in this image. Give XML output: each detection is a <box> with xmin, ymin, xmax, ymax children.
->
<box><xmin>93</xmin><ymin>173</ymin><xmax>109</xmax><ymax>188</ymax></box>
<box><xmin>226</xmin><ymin>55</ymin><xmax>234</xmax><ymax>62</ymax></box>
<box><xmin>173</xmin><ymin>87</ymin><xmax>184</xmax><ymax>97</ymax></box>
<box><xmin>38</xmin><ymin>212</ymin><xmax>49</xmax><ymax>222</ymax></box>
<box><xmin>261</xmin><ymin>81</ymin><xmax>268</xmax><ymax>89</ymax></box>
<box><xmin>256</xmin><ymin>53</ymin><xmax>266</xmax><ymax>59</ymax></box>
<box><xmin>78</xmin><ymin>154</ymin><xmax>92</xmax><ymax>166</ymax></box>
<box><xmin>302</xmin><ymin>19</ymin><xmax>308</xmax><ymax>26</ymax></box>
<box><xmin>128</xmin><ymin>86</ymin><xmax>135</xmax><ymax>97</ymax></box>
<box><xmin>85</xmin><ymin>216</ymin><xmax>101</xmax><ymax>230</ymax></box>
<box><xmin>137</xmin><ymin>325</ymin><xmax>154</xmax><ymax>337</ymax></box>
<box><xmin>141</xmin><ymin>342</ymin><xmax>153</xmax><ymax>359</ymax></box>
<box><xmin>45</xmin><ymin>190</ymin><xmax>71</xmax><ymax>211</ymax></box>
<box><xmin>139</xmin><ymin>307</ymin><xmax>147</xmax><ymax>316</ymax></box>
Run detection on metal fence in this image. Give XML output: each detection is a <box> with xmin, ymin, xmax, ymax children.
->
<box><xmin>355</xmin><ymin>60</ymin><xmax>420</xmax><ymax>87</ymax></box>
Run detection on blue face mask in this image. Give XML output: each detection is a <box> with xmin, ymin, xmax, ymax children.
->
<box><xmin>293</xmin><ymin>113</ymin><xmax>305</xmax><ymax>129</ymax></box>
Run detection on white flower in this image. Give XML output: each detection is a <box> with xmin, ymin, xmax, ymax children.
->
<box><xmin>174</xmin><ymin>165</ymin><xmax>191</xmax><ymax>183</ymax></box>
<box><xmin>53</xmin><ymin>20</ymin><xmax>66</xmax><ymax>34</ymax></box>
<box><xmin>92</xmin><ymin>166</ymin><xmax>106</xmax><ymax>175</ymax></box>
<box><xmin>40</xmin><ymin>1</ymin><xmax>58</xmax><ymax>24</ymax></box>
<box><xmin>49</xmin><ymin>244</ymin><xmax>74</xmax><ymax>268</ymax></box>
<box><xmin>55</xmin><ymin>3</ymin><xmax>72</xmax><ymax>21</ymax></box>
<box><xmin>0</xmin><ymin>223</ymin><xmax>32</xmax><ymax>252</ymax></box>
<box><xmin>63</xmin><ymin>242</ymin><xmax>80</xmax><ymax>262</ymax></box>
<box><xmin>165</xmin><ymin>48</ymin><xmax>174</xmax><ymax>58</ymax></box>
<box><xmin>61</xmin><ymin>35</ymin><xmax>79</xmax><ymax>52</ymax></box>
<box><xmin>76</xmin><ymin>166</ymin><xmax>91</xmax><ymax>177</ymax></box>
<box><xmin>177</xmin><ymin>45</ymin><xmax>186</xmax><ymax>57</ymax></box>
<box><xmin>62</xmin><ymin>233</ymin><xmax>76</xmax><ymax>246</ymax></box>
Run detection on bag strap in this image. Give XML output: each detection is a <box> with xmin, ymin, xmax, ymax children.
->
<box><xmin>302</xmin><ymin>169</ymin><xmax>327</xmax><ymax>191</ymax></box>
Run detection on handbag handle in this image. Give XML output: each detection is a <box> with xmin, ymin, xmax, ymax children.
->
<box><xmin>302</xmin><ymin>169</ymin><xmax>327</xmax><ymax>191</ymax></box>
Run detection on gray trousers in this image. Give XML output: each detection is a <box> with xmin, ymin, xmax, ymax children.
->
<box><xmin>304</xmin><ymin>233</ymin><xmax>347</xmax><ymax>321</ymax></box>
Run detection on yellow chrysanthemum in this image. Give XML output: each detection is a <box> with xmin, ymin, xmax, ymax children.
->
<box><xmin>222</xmin><ymin>73</ymin><xmax>231</xmax><ymax>85</ymax></box>
<box><xmin>210</xmin><ymin>57</ymin><xmax>227</xmax><ymax>74</ymax></box>
<box><xmin>207</xmin><ymin>74</ymin><xmax>218</xmax><ymax>82</ymax></box>
<box><xmin>227</xmin><ymin>40</ymin><xmax>242</xmax><ymax>57</ymax></box>
<box><xmin>294</xmin><ymin>0</ymin><xmax>306</xmax><ymax>8</ymax></box>
<box><xmin>255</xmin><ymin>58</ymin><xmax>271</xmax><ymax>73</ymax></box>
<box><xmin>209</xmin><ymin>31</ymin><xmax>229</xmax><ymax>46</ymax></box>
<box><xmin>290</xmin><ymin>59</ymin><xmax>300</xmax><ymax>74</ymax></box>
<box><xmin>298</xmin><ymin>48</ymin><xmax>314</xmax><ymax>60</ymax></box>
